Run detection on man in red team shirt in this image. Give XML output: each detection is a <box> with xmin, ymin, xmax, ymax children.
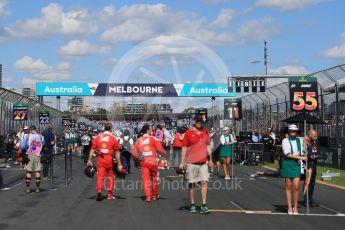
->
<box><xmin>87</xmin><ymin>123</ymin><xmax>123</xmax><ymax>201</ymax></box>
<box><xmin>179</xmin><ymin>116</ymin><xmax>213</xmax><ymax>214</ymax></box>
<box><xmin>132</xmin><ymin>124</ymin><xmax>166</xmax><ymax>202</ymax></box>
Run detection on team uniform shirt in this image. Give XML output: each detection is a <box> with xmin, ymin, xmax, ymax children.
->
<box><xmin>65</xmin><ymin>132</ymin><xmax>76</xmax><ymax>144</ymax></box>
<box><xmin>132</xmin><ymin>134</ymin><xmax>166</xmax><ymax>166</ymax></box>
<box><xmin>182</xmin><ymin>127</ymin><xmax>211</xmax><ymax>164</ymax></box>
<box><xmin>172</xmin><ymin>133</ymin><xmax>184</xmax><ymax>148</ymax></box>
<box><xmin>92</xmin><ymin>131</ymin><xmax>120</xmax><ymax>156</ymax></box>
<box><xmin>306</xmin><ymin>141</ymin><xmax>320</xmax><ymax>162</ymax></box>
<box><xmin>282</xmin><ymin>137</ymin><xmax>304</xmax><ymax>156</ymax></box>
<box><xmin>220</xmin><ymin>134</ymin><xmax>236</xmax><ymax>145</ymax></box>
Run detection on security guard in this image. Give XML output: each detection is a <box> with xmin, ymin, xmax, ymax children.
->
<box><xmin>87</xmin><ymin>123</ymin><xmax>122</xmax><ymax>201</ymax></box>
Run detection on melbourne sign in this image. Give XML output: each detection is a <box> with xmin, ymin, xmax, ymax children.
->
<box><xmin>36</xmin><ymin>83</ymin><xmax>236</xmax><ymax>97</ymax></box>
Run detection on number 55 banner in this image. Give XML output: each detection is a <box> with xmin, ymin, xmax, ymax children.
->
<box><xmin>289</xmin><ymin>77</ymin><xmax>319</xmax><ymax>112</ymax></box>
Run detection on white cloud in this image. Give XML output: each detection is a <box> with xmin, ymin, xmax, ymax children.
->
<box><xmin>0</xmin><ymin>0</ymin><xmax>9</xmax><ymax>18</ymax></box>
<box><xmin>100</xmin><ymin>4</ymin><xmax>280</xmax><ymax>45</ymax></box>
<box><xmin>203</xmin><ymin>0</ymin><xmax>229</xmax><ymax>4</ymax></box>
<box><xmin>268</xmin><ymin>65</ymin><xmax>310</xmax><ymax>75</ymax></box>
<box><xmin>285</xmin><ymin>58</ymin><xmax>301</xmax><ymax>65</ymax></box>
<box><xmin>236</xmin><ymin>17</ymin><xmax>280</xmax><ymax>43</ymax></box>
<box><xmin>100</xmin><ymin>18</ymin><xmax>158</xmax><ymax>43</ymax></box>
<box><xmin>59</xmin><ymin>40</ymin><xmax>112</xmax><ymax>57</ymax></box>
<box><xmin>103</xmin><ymin>58</ymin><xmax>119</xmax><ymax>67</ymax></box>
<box><xmin>1</xmin><ymin>3</ymin><xmax>279</xmax><ymax>47</ymax></box>
<box><xmin>4</xmin><ymin>3</ymin><xmax>97</xmax><ymax>39</ymax></box>
<box><xmin>255</xmin><ymin>0</ymin><xmax>328</xmax><ymax>11</ymax></box>
<box><xmin>265</xmin><ymin>65</ymin><xmax>309</xmax><ymax>87</ymax></box>
<box><xmin>12</xmin><ymin>56</ymin><xmax>71</xmax><ymax>83</ymax></box>
<box><xmin>321</xmin><ymin>32</ymin><xmax>345</xmax><ymax>59</ymax></box>
<box><xmin>210</xmin><ymin>8</ymin><xmax>234</xmax><ymax>28</ymax></box>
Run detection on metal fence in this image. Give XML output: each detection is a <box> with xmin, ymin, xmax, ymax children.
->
<box><xmin>238</xmin><ymin>64</ymin><xmax>345</xmax><ymax>148</ymax></box>
<box><xmin>0</xmin><ymin>88</ymin><xmax>66</xmax><ymax>135</ymax></box>
<box><xmin>206</xmin><ymin>64</ymin><xmax>345</xmax><ymax>169</ymax></box>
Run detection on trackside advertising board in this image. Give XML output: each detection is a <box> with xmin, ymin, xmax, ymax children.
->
<box><xmin>13</xmin><ymin>104</ymin><xmax>29</xmax><ymax>121</ymax></box>
<box><xmin>289</xmin><ymin>77</ymin><xmax>319</xmax><ymax>112</ymax></box>
<box><xmin>36</xmin><ymin>83</ymin><xmax>236</xmax><ymax>97</ymax></box>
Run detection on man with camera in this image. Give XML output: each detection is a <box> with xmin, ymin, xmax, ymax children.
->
<box><xmin>179</xmin><ymin>116</ymin><xmax>213</xmax><ymax>214</ymax></box>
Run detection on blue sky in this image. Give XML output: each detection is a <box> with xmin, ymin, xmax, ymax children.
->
<box><xmin>0</xmin><ymin>0</ymin><xmax>344</xmax><ymax>111</ymax></box>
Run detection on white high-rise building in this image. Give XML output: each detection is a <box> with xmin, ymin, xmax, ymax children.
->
<box><xmin>22</xmin><ymin>88</ymin><xmax>38</xmax><ymax>101</ymax></box>
<box><xmin>68</xmin><ymin>96</ymin><xmax>87</xmax><ymax>112</ymax></box>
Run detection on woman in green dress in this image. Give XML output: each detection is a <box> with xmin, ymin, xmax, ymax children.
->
<box><xmin>220</xmin><ymin>127</ymin><xmax>236</xmax><ymax>180</ymax></box>
<box><xmin>281</xmin><ymin>124</ymin><xmax>307</xmax><ymax>215</ymax></box>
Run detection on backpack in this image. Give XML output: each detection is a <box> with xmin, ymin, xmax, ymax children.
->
<box><xmin>121</xmin><ymin>137</ymin><xmax>132</xmax><ymax>153</ymax></box>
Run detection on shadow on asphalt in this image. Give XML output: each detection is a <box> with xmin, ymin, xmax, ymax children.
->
<box><xmin>133</xmin><ymin>195</ymin><xmax>168</xmax><ymax>201</ymax></box>
<box><xmin>87</xmin><ymin>195</ymin><xmax>127</xmax><ymax>201</ymax></box>
<box><xmin>274</xmin><ymin>203</ymin><xmax>307</xmax><ymax>213</ymax></box>
<box><xmin>273</xmin><ymin>204</ymin><xmax>288</xmax><ymax>213</ymax></box>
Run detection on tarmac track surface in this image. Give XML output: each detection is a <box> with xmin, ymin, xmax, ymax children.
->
<box><xmin>0</xmin><ymin>156</ymin><xmax>345</xmax><ymax>230</ymax></box>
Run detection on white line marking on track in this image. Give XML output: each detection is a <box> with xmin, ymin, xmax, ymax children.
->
<box><xmin>231</xmin><ymin>201</ymin><xmax>245</xmax><ymax>211</ymax></box>
<box><xmin>248</xmin><ymin>212</ymin><xmax>345</xmax><ymax>217</ymax></box>
<box><xmin>316</xmin><ymin>203</ymin><xmax>345</xmax><ymax>215</ymax></box>
<box><xmin>1</xmin><ymin>182</ymin><xmax>22</xmax><ymax>191</ymax></box>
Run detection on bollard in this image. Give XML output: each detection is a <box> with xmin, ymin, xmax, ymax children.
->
<box><xmin>69</xmin><ymin>148</ymin><xmax>73</xmax><ymax>181</ymax></box>
<box><xmin>65</xmin><ymin>142</ymin><xmax>68</xmax><ymax>186</ymax></box>
<box><xmin>49</xmin><ymin>143</ymin><xmax>56</xmax><ymax>191</ymax></box>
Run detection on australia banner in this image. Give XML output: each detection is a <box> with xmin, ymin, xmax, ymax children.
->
<box><xmin>36</xmin><ymin>83</ymin><xmax>236</xmax><ymax>97</ymax></box>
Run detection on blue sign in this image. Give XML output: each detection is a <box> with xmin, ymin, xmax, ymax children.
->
<box><xmin>36</xmin><ymin>83</ymin><xmax>93</xmax><ymax>96</ymax></box>
<box><xmin>36</xmin><ymin>82</ymin><xmax>236</xmax><ymax>97</ymax></box>
<box><xmin>176</xmin><ymin>83</ymin><xmax>236</xmax><ymax>97</ymax></box>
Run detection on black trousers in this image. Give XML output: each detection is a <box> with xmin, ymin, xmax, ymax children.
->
<box><xmin>42</xmin><ymin>149</ymin><xmax>53</xmax><ymax>178</ymax></box>
<box><xmin>83</xmin><ymin>145</ymin><xmax>91</xmax><ymax>164</ymax></box>
<box><xmin>304</xmin><ymin>161</ymin><xmax>317</xmax><ymax>203</ymax></box>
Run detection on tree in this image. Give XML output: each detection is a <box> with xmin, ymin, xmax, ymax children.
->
<box><xmin>109</xmin><ymin>102</ymin><xmax>125</xmax><ymax>115</ymax></box>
